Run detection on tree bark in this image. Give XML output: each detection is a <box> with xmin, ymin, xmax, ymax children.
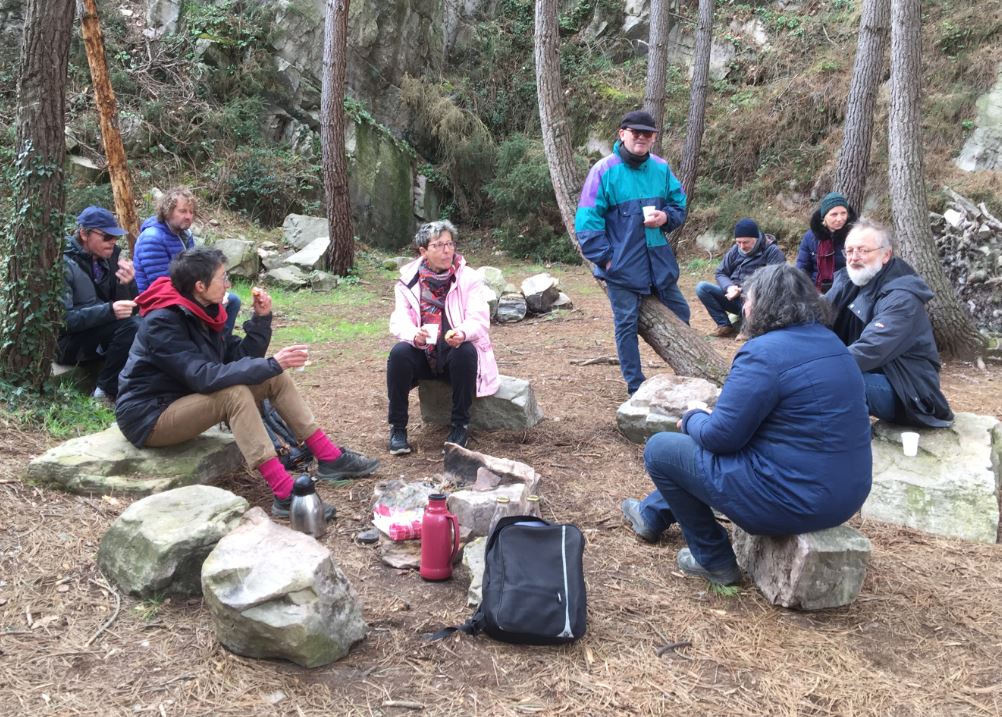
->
<box><xmin>677</xmin><ymin>0</ymin><xmax>714</xmax><ymax>201</ymax></box>
<box><xmin>834</xmin><ymin>0</ymin><xmax>889</xmax><ymax>214</ymax></box>
<box><xmin>0</xmin><ymin>0</ymin><xmax>76</xmax><ymax>390</ymax></box>
<box><xmin>80</xmin><ymin>0</ymin><xmax>140</xmax><ymax>251</ymax></box>
<box><xmin>887</xmin><ymin>0</ymin><xmax>983</xmax><ymax>359</ymax></box>
<box><xmin>643</xmin><ymin>0</ymin><xmax>671</xmax><ymax>157</ymax></box>
<box><xmin>321</xmin><ymin>0</ymin><xmax>355</xmax><ymax>276</ymax></box>
<box><xmin>535</xmin><ymin>0</ymin><xmax>727</xmax><ymax>383</ymax></box>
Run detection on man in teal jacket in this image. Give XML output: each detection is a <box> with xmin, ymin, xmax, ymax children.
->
<box><xmin>575</xmin><ymin>110</ymin><xmax>689</xmax><ymax>394</ymax></box>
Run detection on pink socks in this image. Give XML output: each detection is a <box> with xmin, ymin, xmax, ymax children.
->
<box><xmin>305</xmin><ymin>429</ymin><xmax>342</xmax><ymax>461</ymax></box>
<box><xmin>258</xmin><ymin>456</ymin><xmax>293</xmax><ymax>500</ymax></box>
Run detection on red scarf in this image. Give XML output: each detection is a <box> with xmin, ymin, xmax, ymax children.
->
<box><xmin>815</xmin><ymin>237</ymin><xmax>836</xmax><ymax>291</ymax></box>
<box><xmin>417</xmin><ymin>255</ymin><xmax>460</xmax><ymax>370</ymax></box>
<box><xmin>136</xmin><ymin>276</ymin><xmax>228</xmax><ymax>333</ymax></box>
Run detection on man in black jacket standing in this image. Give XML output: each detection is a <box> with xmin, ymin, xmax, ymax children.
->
<box><xmin>826</xmin><ymin>219</ymin><xmax>953</xmax><ymax>428</ymax></box>
<box><xmin>58</xmin><ymin>206</ymin><xmax>138</xmax><ymax>401</ymax></box>
<box><xmin>116</xmin><ymin>248</ymin><xmax>379</xmax><ymax>518</ymax></box>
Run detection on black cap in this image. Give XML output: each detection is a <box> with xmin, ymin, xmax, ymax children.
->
<box><xmin>292</xmin><ymin>474</ymin><xmax>317</xmax><ymax>496</ymax></box>
<box><xmin>620</xmin><ymin>110</ymin><xmax>658</xmax><ymax>132</ymax></box>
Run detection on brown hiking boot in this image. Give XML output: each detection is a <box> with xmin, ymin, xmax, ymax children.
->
<box><xmin>711</xmin><ymin>324</ymin><xmax>737</xmax><ymax>338</ymax></box>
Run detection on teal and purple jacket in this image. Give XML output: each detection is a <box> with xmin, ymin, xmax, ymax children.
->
<box><xmin>574</xmin><ymin>141</ymin><xmax>687</xmax><ymax>293</ymax></box>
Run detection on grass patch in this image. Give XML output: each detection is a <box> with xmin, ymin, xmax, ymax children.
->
<box><xmin>230</xmin><ymin>279</ymin><xmax>380</xmax><ymax>312</ymax></box>
<box><xmin>708</xmin><ymin>582</ymin><xmax>742</xmax><ymax>598</ymax></box>
<box><xmin>683</xmin><ymin>257</ymin><xmax>717</xmax><ymax>275</ymax></box>
<box><xmin>272</xmin><ymin>319</ymin><xmax>384</xmax><ymax>345</ymax></box>
<box><xmin>0</xmin><ymin>380</ymin><xmax>115</xmax><ymax>439</ymax></box>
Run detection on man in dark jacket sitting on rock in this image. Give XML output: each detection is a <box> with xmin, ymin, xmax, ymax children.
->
<box><xmin>696</xmin><ymin>217</ymin><xmax>786</xmax><ymax>337</ymax></box>
<box><xmin>58</xmin><ymin>206</ymin><xmax>139</xmax><ymax>401</ymax></box>
<box><xmin>115</xmin><ymin>247</ymin><xmax>379</xmax><ymax>518</ymax></box>
<box><xmin>826</xmin><ymin>219</ymin><xmax>953</xmax><ymax>428</ymax></box>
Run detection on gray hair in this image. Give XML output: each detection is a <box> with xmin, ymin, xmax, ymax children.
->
<box><xmin>846</xmin><ymin>217</ymin><xmax>893</xmax><ymax>251</ymax></box>
<box><xmin>742</xmin><ymin>263</ymin><xmax>833</xmax><ymax>339</ymax></box>
<box><xmin>414</xmin><ymin>220</ymin><xmax>458</xmax><ymax>249</ymax></box>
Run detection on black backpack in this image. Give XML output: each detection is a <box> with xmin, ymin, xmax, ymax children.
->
<box><xmin>260</xmin><ymin>399</ymin><xmax>314</xmax><ymax>472</ymax></box>
<box><xmin>430</xmin><ymin>516</ymin><xmax>587</xmax><ymax>645</ymax></box>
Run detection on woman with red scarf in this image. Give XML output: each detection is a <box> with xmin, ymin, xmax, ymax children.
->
<box><xmin>387</xmin><ymin>221</ymin><xmax>499</xmax><ymax>454</ymax></box>
<box><xmin>795</xmin><ymin>192</ymin><xmax>857</xmax><ymax>293</ymax></box>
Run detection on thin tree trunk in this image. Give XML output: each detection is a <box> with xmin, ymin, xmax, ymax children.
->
<box><xmin>834</xmin><ymin>0</ymin><xmax>889</xmax><ymax>214</ymax></box>
<box><xmin>644</xmin><ymin>0</ymin><xmax>670</xmax><ymax>157</ymax></box>
<box><xmin>887</xmin><ymin>0</ymin><xmax>983</xmax><ymax>359</ymax></box>
<box><xmin>80</xmin><ymin>0</ymin><xmax>139</xmax><ymax>250</ymax></box>
<box><xmin>321</xmin><ymin>0</ymin><xmax>354</xmax><ymax>276</ymax></box>
<box><xmin>677</xmin><ymin>0</ymin><xmax>714</xmax><ymax>201</ymax></box>
<box><xmin>0</xmin><ymin>0</ymin><xmax>76</xmax><ymax>390</ymax></box>
<box><xmin>535</xmin><ymin>0</ymin><xmax>726</xmax><ymax>383</ymax></box>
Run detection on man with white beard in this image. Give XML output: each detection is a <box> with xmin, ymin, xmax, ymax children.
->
<box><xmin>825</xmin><ymin>219</ymin><xmax>953</xmax><ymax>427</ymax></box>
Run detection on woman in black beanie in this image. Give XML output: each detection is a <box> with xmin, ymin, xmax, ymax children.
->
<box><xmin>795</xmin><ymin>192</ymin><xmax>857</xmax><ymax>292</ymax></box>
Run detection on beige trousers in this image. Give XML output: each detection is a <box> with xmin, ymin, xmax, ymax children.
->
<box><xmin>144</xmin><ymin>372</ymin><xmax>319</xmax><ymax>468</ymax></box>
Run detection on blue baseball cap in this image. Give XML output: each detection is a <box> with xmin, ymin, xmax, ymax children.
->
<box><xmin>76</xmin><ymin>206</ymin><xmax>127</xmax><ymax>236</ymax></box>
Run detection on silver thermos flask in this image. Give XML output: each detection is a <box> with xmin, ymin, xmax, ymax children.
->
<box><xmin>289</xmin><ymin>474</ymin><xmax>326</xmax><ymax>538</ymax></box>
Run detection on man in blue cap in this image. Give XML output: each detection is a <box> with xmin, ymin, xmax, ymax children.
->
<box><xmin>58</xmin><ymin>206</ymin><xmax>139</xmax><ymax>401</ymax></box>
<box><xmin>575</xmin><ymin>109</ymin><xmax>689</xmax><ymax>395</ymax></box>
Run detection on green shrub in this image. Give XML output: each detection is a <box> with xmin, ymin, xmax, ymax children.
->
<box><xmin>211</xmin><ymin>147</ymin><xmax>321</xmax><ymax>227</ymax></box>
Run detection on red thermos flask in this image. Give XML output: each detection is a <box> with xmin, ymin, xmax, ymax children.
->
<box><xmin>420</xmin><ymin>493</ymin><xmax>460</xmax><ymax>581</ymax></box>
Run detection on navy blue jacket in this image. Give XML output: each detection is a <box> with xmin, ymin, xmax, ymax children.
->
<box><xmin>826</xmin><ymin>258</ymin><xmax>953</xmax><ymax>428</ymax></box>
<box><xmin>795</xmin><ymin>208</ymin><xmax>856</xmax><ymax>287</ymax></box>
<box><xmin>115</xmin><ymin>304</ymin><xmax>277</xmax><ymax>447</ymax></box>
<box><xmin>715</xmin><ymin>234</ymin><xmax>786</xmax><ymax>290</ymax></box>
<box><xmin>680</xmin><ymin>322</ymin><xmax>872</xmax><ymax>535</ymax></box>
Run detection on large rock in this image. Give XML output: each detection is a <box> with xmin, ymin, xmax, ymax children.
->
<box><xmin>617</xmin><ymin>375</ymin><xmax>720</xmax><ymax>443</ymax></box>
<box><xmin>213</xmin><ymin>237</ymin><xmax>258</xmax><ymax>278</ymax></box>
<box><xmin>495</xmin><ymin>293</ymin><xmax>527</xmax><ymax>323</ymax></box>
<box><xmin>477</xmin><ymin>266</ymin><xmax>506</xmax><ymax>297</ymax></box>
<box><xmin>281</xmin><ymin>214</ymin><xmax>329</xmax><ymax>250</ymax></box>
<box><xmin>443</xmin><ymin>443</ymin><xmax>542</xmax><ymax>495</ymax></box>
<box><xmin>955</xmin><ymin>64</ymin><xmax>1002</xmax><ymax>172</ymax></box>
<box><xmin>733</xmin><ymin>525</ymin><xmax>872</xmax><ymax>610</ymax></box>
<box><xmin>97</xmin><ymin>486</ymin><xmax>248</xmax><ymax>598</ymax></box>
<box><xmin>201</xmin><ymin>508</ymin><xmax>367</xmax><ymax>668</ymax></box>
<box><xmin>520</xmin><ymin>273</ymin><xmax>560</xmax><ymax>314</ymax></box>
<box><xmin>862</xmin><ymin>414</ymin><xmax>1001</xmax><ymax>544</ymax></box>
<box><xmin>419</xmin><ymin>375</ymin><xmax>543</xmax><ymax>431</ymax></box>
<box><xmin>264</xmin><ymin>264</ymin><xmax>309</xmax><ymax>290</ymax></box>
<box><xmin>284</xmin><ymin>236</ymin><xmax>331</xmax><ymax>270</ymax></box>
<box><xmin>448</xmin><ymin>483</ymin><xmax>527</xmax><ymax>538</ymax></box>
<box><xmin>26</xmin><ymin>425</ymin><xmax>242</xmax><ymax>496</ymax></box>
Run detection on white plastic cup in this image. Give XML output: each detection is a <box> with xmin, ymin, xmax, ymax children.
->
<box><xmin>422</xmin><ymin>323</ymin><xmax>439</xmax><ymax>344</ymax></box>
<box><xmin>642</xmin><ymin>205</ymin><xmax>657</xmax><ymax>222</ymax></box>
<box><xmin>901</xmin><ymin>431</ymin><xmax>919</xmax><ymax>457</ymax></box>
<box><xmin>296</xmin><ymin>349</ymin><xmax>309</xmax><ymax>373</ymax></box>
<box><xmin>687</xmin><ymin>400</ymin><xmax>709</xmax><ymax>411</ymax></box>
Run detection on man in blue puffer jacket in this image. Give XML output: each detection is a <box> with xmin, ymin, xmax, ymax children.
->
<box><xmin>134</xmin><ymin>187</ymin><xmax>241</xmax><ymax>333</ymax></box>
<box><xmin>575</xmin><ymin>110</ymin><xmax>689</xmax><ymax>395</ymax></box>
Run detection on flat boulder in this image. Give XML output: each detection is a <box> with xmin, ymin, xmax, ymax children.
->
<box><xmin>617</xmin><ymin>375</ymin><xmax>720</xmax><ymax>443</ymax></box>
<box><xmin>521</xmin><ymin>272</ymin><xmax>560</xmax><ymax>314</ymax></box>
<box><xmin>495</xmin><ymin>293</ymin><xmax>527</xmax><ymax>323</ymax></box>
<box><xmin>26</xmin><ymin>424</ymin><xmax>242</xmax><ymax>496</ymax></box>
<box><xmin>264</xmin><ymin>264</ymin><xmax>309</xmax><ymax>290</ymax></box>
<box><xmin>282</xmin><ymin>213</ymin><xmax>329</xmax><ymax>250</ymax></box>
<box><xmin>733</xmin><ymin>525</ymin><xmax>872</xmax><ymax>610</ymax></box>
<box><xmin>448</xmin><ymin>483</ymin><xmax>528</xmax><ymax>538</ymax></box>
<box><xmin>201</xmin><ymin>508</ymin><xmax>367</xmax><ymax>668</ymax></box>
<box><xmin>862</xmin><ymin>413</ymin><xmax>1001</xmax><ymax>544</ymax></box>
<box><xmin>97</xmin><ymin>485</ymin><xmax>248</xmax><ymax>598</ymax></box>
<box><xmin>213</xmin><ymin>237</ymin><xmax>258</xmax><ymax>278</ymax></box>
<box><xmin>443</xmin><ymin>443</ymin><xmax>542</xmax><ymax>494</ymax></box>
<box><xmin>284</xmin><ymin>236</ymin><xmax>331</xmax><ymax>271</ymax></box>
<box><xmin>420</xmin><ymin>375</ymin><xmax>543</xmax><ymax>431</ymax></box>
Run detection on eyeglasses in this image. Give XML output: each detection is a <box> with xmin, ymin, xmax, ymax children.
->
<box><xmin>213</xmin><ymin>271</ymin><xmax>230</xmax><ymax>284</ymax></box>
<box><xmin>626</xmin><ymin>128</ymin><xmax>655</xmax><ymax>138</ymax></box>
<box><xmin>89</xmin><ymin>230</ymin><xmax>118</xmax><ymax>242</ymax></box>
<box><xmin>428</xmin><ymin>241</ymin><xmax>455</xmax><ymax>250</ymax></box>
<box><xmin>842</xmin><ymin>247</ymin><xmax>880</xmax><ymax>258</ymax></box>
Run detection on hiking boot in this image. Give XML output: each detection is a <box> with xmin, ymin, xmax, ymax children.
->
<box><xmin>388</xmin><ymin>427</ymin><xmax>412</xmax><ymax>455</ymax></box>
<box><xmin>444</xmin><ymin>424</ymin><xmax>469</xmax><ymax>450</ymax></box>
<box><xmin>271</xmin><ymin>496</ymin><xmax>337</xmax><ymax>522</ymax></box>
<box><xmin>711</xmin><ymin>323</ymin><xmax>737</xmax><ymax>338</ymax></box>
<box><xmin>676</xmin><ymin>547</ymin><xmax>741</xmax><ymax>586</ymax></box>
<box><xmin>621</xmin><ymin>498</ymin><xmax>660</xmax><ymax>543</ymax></box>
<box><xmin>316</xmin><ymin>448</ymin><xmax>380</xmax><ymax>481</ymax></box>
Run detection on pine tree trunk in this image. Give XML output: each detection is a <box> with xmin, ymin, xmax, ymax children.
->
<box><xmin>644</xmin><ymin>0</ymin><xmax>670</xmax><ymax>157</ymax></box>
<box><xmin>321</xmin><ymin>0</ymin><xmax>355</xmax><ymax>276</ymax></box>
<box><xmin>535</xmin><ymin>0</ymin><xmax>727</xmax><ymax>383</ymax></box>
<box><xmin>834</xmin><ymin>0</ymin><xmax>888</xmax><ymax>213</ymax></box>
<box><xmin>80</xmin><ymin>0</ymin><xmax>140</xmax><ymax>250</ymax></box>
<box><xmin>0</xmin><ymin>0</ymin><xmax>76</xmax><ymax>390</ymax></box>
<box><xmin>887</xmin><ymin>0</ymin><xmax>983</xmax><ymax>359</ymax></box>
<box><xmin>677</xmin><ymin>0</ymin><xmax>714</xmax><ymax>200</ymax></box>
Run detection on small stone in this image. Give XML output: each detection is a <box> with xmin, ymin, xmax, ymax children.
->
<box><xmin>379</xmin><ymin>539</ymin><xmax>422</xmax><ymax>570</ymax></box>
<box><xmin>463</xmin><ymin>537</ymin><xmax>487</xmax><ymax>606</ymax></box>
<box><xmin>943</xmin><ymin>208</ymin><xmax>965</xmax><ymax>228</ymax></box>
<box><xmin>356</xmin><ymin>528</ymin><xmax>380</xmax><ymax>544</ymax></box>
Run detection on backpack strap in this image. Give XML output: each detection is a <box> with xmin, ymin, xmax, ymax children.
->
<box><xmin>424</xmin><ymin>616</ymin><xmax>482</xmax><ymax>642</ymax></box>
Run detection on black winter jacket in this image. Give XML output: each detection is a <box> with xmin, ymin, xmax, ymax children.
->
<box><xmin>826</xmin><ymin>257</ymin><xmax>953</xmax><ymax>428</ymax></box>
<box><xmin>115</xmin><ymin>304</ymin><xmax>278</xmax><ymax>447</ymax></box>
<box><xmin>714</xmin><ymin>234</ymin><xmax>786</xmax><ymax>290</ymax></box>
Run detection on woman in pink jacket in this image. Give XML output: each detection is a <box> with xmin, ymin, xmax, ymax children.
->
<box><xmin>387</xmin><ymin>220</ymin><xmax>499</xmax><ymax>453</ymax></box>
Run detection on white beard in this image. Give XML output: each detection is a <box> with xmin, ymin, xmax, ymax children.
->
<box><xmin>847</xmin><ymin>263</ymin><xmax>882</xmax><ymax>287</ymax></box>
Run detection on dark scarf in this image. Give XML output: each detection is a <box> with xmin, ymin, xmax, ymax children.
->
<box><xmin>617</xmin><ymin>141</ymin><xmax>648</xmax><ymax>169</ymax></box>
<box><xmin>418</xmin><ymin>256</ymin><xmax>459</xmax><ymax>370</ymax></box>
<box><xmin>136</xmin><ymin>275</ymin><xmax>228</xmax><ymax>333</ymax></box>
<box><xmin>814</xmin><ymin>221</ymin><xmax>852</xmax><ymax>292</ymax></box>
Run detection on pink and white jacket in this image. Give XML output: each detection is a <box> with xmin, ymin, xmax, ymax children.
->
<box><xmin>390</xmin><ymin>256</ymin><xmax>500</xmax><ymax>397</ymax></box>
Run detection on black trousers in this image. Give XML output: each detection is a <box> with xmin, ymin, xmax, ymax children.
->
<box><xmin>58</xmin><ymin>316</ymin><xmax>139</xmax><ymax>397</ymax></box>
<box><xmin>387</xmin><ymin>341</ymin><xmax>477</xmax><ymax>428</ymax></box>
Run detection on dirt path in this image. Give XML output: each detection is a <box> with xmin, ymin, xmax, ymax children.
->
<box><xmin>2</xmin><ymin>256</ymin><xmax>1000</xmax><ymax>716</ymax></box>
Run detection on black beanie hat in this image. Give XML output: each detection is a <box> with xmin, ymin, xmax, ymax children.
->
<box><xmin>733</xmin><ymin>217</ymin><xmax>760</xmax><ymax>239</ymax></box>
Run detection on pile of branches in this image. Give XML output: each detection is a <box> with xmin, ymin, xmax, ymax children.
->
<box><xmin>932</xmin><ymin>188</ymin><xmax>1002</xmax><ymax>335</ymax></box>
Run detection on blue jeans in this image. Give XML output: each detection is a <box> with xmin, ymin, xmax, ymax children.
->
<box><xmin>643</xmin><ymin>432</ymin><xmax>737</xmax><ymax>571</ymax></box>
<box><xmin>607</xmin><ymin>282</ymin><xmax>691</xmax><ymax>393</ymax></box>
<box><xmin>862</xmin><ymin>371</ymin><xmax>901</xmax><ymax>422</ymax></box>
<box><xmin>224</xmin><ymin>291</ymin><xmax>242</xmax><ymax>335</ymax></box>
<box><xmin>695</xmin><ymin>281</ymin><xmax>743</xmax><ymax>327</ymax></box>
